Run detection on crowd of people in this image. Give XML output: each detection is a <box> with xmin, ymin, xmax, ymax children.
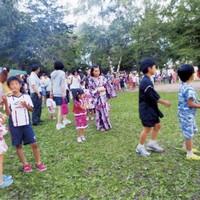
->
<box><xmin>0</xmin><ymin>59</ymin><xmax>200</xmax><ymax>189</ymax></box>
<box><xmin>0</xmin><ymin>63</ymin><xmax>117</xmax><ymax>188</ymax></box>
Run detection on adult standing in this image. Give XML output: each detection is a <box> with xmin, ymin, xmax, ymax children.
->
<box><xmin>70</xmin><ymin>71</ymin><xmax>81</xmax><ymax>99</ymax></box>
<box><xmin>29</xmin><ymin>65</ymin><xmax>42</xmax><ymax>126</ymax></box>
<box><xmin>51</xmin><ymin>61</ymin><xmax>71</xmax><ymax>130</ymax></box>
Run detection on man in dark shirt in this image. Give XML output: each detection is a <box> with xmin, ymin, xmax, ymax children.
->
<box><xmin>136</xmin><ymin>58</ymin><xmax>171</xmax><ymax>157</ymax></box>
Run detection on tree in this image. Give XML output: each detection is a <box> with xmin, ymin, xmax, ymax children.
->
<box><xmin>164</xmin><ymin>0</ymin><xmax>200</xmax><ymax>66</ymax></box>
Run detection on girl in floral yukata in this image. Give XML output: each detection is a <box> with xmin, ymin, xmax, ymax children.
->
<box><xmin>88</xmin><ymin>65</ymin><xmax>116</xmax><ymax>132</ymax></box>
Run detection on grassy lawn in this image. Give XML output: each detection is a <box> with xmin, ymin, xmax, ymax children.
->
<box><xmin>1</xmin><ymin>92</ymin><xmax>200</xmax><ymax>199</ymax></box>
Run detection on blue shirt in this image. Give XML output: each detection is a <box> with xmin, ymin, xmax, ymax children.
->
<box><xmin>178</xmin><ymin>83</ymin><xmax>198</xmax><ymax>115</ymax></box>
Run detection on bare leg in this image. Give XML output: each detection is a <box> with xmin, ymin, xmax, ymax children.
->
<box><xmin>62</xmin><ymin>114</ymin><xmax>66</xmax><ymax>123</ymax></box>
<box><xmin>77</xmin><ymin>129</ymin><xmax>83</xmax><ymax>138</ymax></box>
<box><xmin>80</xmin><ymin>129</ymin><xmax>85</xmax><ymax>137</ymax></box>
<box><xmin>139</xmin><ymin>127</ymin><xmax>152</xmax><ymax>145</ymax></box>
<box><xmin>151</xmin><ymin>123</ymin><xmax>161</xmax><ymax>140</ymax></box>
<box><xmin>57</xmin><ymin>106</ymin><xmax>61</xmax><ymax>124</ymax></box>
<box><xmin>185</xmin><ymin>139</ymin><xmax>192</xmax><ymax>151</ymax></box>
<box><xmin>16</xmin><ymin>145</ymin><xmax>28</xmax><ymax>165</ymax></box>
<box><xmin>31</xmin><ymin>143</ymin><xmax>41</xmax><ymax>165</ymax></box>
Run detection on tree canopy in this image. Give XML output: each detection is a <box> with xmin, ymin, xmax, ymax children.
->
<box><xmin>0</xmin><ymin>0</ymin><xmax>199</xmax><ymax>72</ymax></box>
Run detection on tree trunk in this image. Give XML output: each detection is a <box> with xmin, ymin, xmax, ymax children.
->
<box><xmin>117</xmin><ymin>56</ymin><xmax>122</xmax><ymax>73</ymax></box>
<box><xmin>108</xmin><ymin>56</ymin><xmax>113</xmax><ymax>73</ymax></box>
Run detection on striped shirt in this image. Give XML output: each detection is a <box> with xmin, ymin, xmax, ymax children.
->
<box><xmin>7</xmin><ymin>94</ymin><xmax>33</xmax><ymax>127</ymax></box>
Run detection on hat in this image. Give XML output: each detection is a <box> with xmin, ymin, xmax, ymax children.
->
<box><xmin>140</xmin><ymin>58</ymin><xmax>156</xmax><ymax>73</ymax></box>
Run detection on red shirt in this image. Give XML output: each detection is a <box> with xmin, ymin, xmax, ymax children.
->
<box><xmin>73</xmin><ymin>100</ymin><xmax>86</xmax><ymax>116</ymax></box>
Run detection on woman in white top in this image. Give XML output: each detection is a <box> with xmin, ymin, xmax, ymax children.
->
<box><xmin>70</xmin><ymin>71</ymin><xmax>81</xmax><ymax>99</ymax></box>
<box><xmin>51</xmin><ymin>61</ymin><xmax>71</xmax><ymax>130</ymax></box>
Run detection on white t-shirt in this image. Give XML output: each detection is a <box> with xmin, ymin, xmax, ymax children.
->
<box><xmin>28</xmin><ymin>72</ymin><xmax>42</xmax><ymax>94</ymax></box>
<box><xmin>45</xmin><ymin>77</ymin><xmax>51</xmax><ymax>92</ymax></box>
<box><xmin>51</xmin><ymin>70</ymin><xmax>66</xmax><ymax>97</ymax></box>
<box><xmin>70</xmin><ymin>76</ymin><xmax>81</xmax><ymax>89</ymax></box>
<box><xmin>46</xmin><ymin>98</ymin><xmax>56</xmax><ymax>113</ymax></box>
<box><xmin>7</xmin><ymin>94</ymin><xmax>33</xmax><ymax>127</ymax></box>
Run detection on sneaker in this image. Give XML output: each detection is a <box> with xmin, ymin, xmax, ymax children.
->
<box><xmin>63</xmin><ymin>119</ymin><xmax>71</xmax><ymax>126</ymax></box>
<box><xmin>86</xmin><ymin>117</ymin><xmax>89</xmax><ymax>121</ymax></box>
<box><xmin>77</xmin><ymin>137</ymin><xmax>82</xmax><ymax>143</ymax></box>
<box><xmin>90</xmin><ymin>117</ymin><xmax>94</xmax><ymax>121</ymax></box>
<box><xmin>183</xmin><ymin>147</ymin><xmax>199</xmax><ymax>154</ymax></box>
<box><xmin>186</xmin><ymin>153</ymin><xmax>200</xmax><ymax>160</ymax></box>
<box><xmin>23</xmin><ymin>164</ymin><xmax>33</xmax><ymax>173</ymax></box>
<box><xmin>3</xmin><ymin>175</ymin><xmax>12</xmax><ymax>181</ymax></box>
<box><xmin>56</xmin><ymin>123</ymin><xmax>65</xmax><ymax>130</ymax></box>
<box><xmin>0</xmin><ymin>179</ymin><xmax>13</xmax><ymax>189</ymax></box>
<box><xmin>36</xmin><ymin>163</ymin><xmax>47</xmax><ymax>172</ymax></box>
<box><xmin>136</xmin><ymin>145</ymin><xmax>151</xmax><ymax>157</ymax></box>
<box><xmin>81</xmin><ymin>136</ymin><xmax>86</xmax><ymax>142</ymax></box>
<box><xmin>146</xmin><ymin>141</ymin><xmax>164</xmax><ymax>153</ymax></box>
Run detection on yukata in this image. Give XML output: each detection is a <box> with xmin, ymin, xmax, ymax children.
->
<box><xmin>0</xmin><ymin>114</ymin><xmax>8</xmax><ymax>154</ymax></box>
<box><xmin>84</xmin><ymin>89</ymin><xmax>95</xmax><ymax>110</ymax></box>
<box><xmin>88</xmin><ymin>76</ymin><xmax>116</xmax><ymax>131</ymax></box>
<box><xmin>178</xmin><ymin>83</ymin><xmax>198</xmax><ymax>140</ymax></box>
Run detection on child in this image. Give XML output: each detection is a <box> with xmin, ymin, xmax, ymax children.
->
<box><xmin>0</xmin><ymin>112</ymin><xmax>13</xmax><ymax>188</ymax></box>
<box><xmin>5</xmin><ymin>76</ymin><xmax>47</xmax><ymax>173</ymax></box>
<box><xmin>88</xmin><ymin>65</ymin><xmax>116</xmax><ymax>132</ymax></box>
<box><xmin>177</xmin><ymin>64</ymin><xmax>200</xmax><ymax>160</ymax></box>
<box><xmin>84</xmin><ymin>88</ymin><xmax>95</xmax><ymax>121</ymax></box>
<box><xmin>46</xmin><ymin>93</ymin><xmax>56</xmax><ymax>120</ymax></box>
<box><xmin>73</xmin><ymin>89</ymin><xmax>88</xmax><ymax>143</ymax></box>
<box><xmin>136</xmin><ymin>58</ymin><xmax>171</xmax><ymax>157</ymax></box>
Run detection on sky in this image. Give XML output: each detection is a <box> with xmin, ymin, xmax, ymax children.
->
<box><xmin>19</xmin><ymin>0</ymin><xmax>171</xmax><ymax>25</ymax></box>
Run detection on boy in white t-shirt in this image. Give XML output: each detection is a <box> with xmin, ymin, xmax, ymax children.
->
<box><xmin>4</xmin><ymin>76</ymin><xmax>47</xmax><ymax>173</ymax></box>
<box><xmin>46</xmin><ymin>93</ymin><xmax>56</xmax><ymax>120</ymax></box>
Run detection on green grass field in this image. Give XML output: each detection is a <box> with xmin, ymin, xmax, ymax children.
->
<box><xmin>1</xmin><ymin>92</ymin><xmax>200</xmax><ymax>200</ymax></box>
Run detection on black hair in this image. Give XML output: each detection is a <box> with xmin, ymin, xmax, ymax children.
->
<box><xmin>74</xmin><ymin>89</ymin><xmax>84</xmax><ymax>102</ymax></box>
<box><xmin>0</xmin><ymin>67</ymin><xmax>9</xmax><ymax>83</ymax></box>
<box><xmin>31</xmin><ymin>64</ymin><xmax>40</xmax><ymax>72</ymax></box>
<box><xmin>46</xmin><ymin>92</ymin><xmax>50</xmax><ymax>99</ymax></box>
<box><xmin>54</xmin><ymin>61</ymin><xmax>64</xmax><ymax>70</ymax></box>
<box><xmin>140</xmin><ymin>58</ymin><xmax>156</xmax><ymax>74</ymax></box>
<box><xmin>177</xmin><ymin>64</ymin><xmax>194</xmax><ymax>82</ymax></box>
<box><xmin>7</xmin><ymin>76</ymin><xmax>22</xmax><ymax>87</ymax></box>
<box><xmin>72</xmin><ymin>70</ymin><xmax>78</xmax><ymax>75</ymax></box>
<box><xmin>90</xmin><ymin>65</ymin><xmax>102</xmax><ymax>77</ymax></box>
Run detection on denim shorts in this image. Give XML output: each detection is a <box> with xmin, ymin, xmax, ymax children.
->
<box><xmin>53</xmin><ymin>97</ymin><xmax>68</xmax><ymax>106</ymax></box>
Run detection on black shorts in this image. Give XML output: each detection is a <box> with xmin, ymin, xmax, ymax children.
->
<box><xmin>141</xmin><ymin>118</ymin><xmax>160</xmax><ymax>128</ymax></box>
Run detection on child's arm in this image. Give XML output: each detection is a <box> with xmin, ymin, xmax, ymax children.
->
<box><xmin>2</xmin><ymin>96</ymin><xmax>11</xmax><ymax>116</ymax></box>
<box><xmin>158</xmin><ymin>99</ymin><xmax>171</xmax><ymax>107</ymax></box>
<box><xmin>144</xmin><ymin>85</ymin><xmax>171</xmax><ymax>107</ymax></box>
<box><xmin>21</xmin><ymin>101</ymin><xmax>33</xmax><ymax>112</ymax></box>
<box><xmin>187</xmin><ymin>98</ymin><xmax>200</xmax><ymax>108</ymax></box>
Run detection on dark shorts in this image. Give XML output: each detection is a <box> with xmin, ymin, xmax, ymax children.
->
<box><xmin>9</xmin><ymin>121</ymin><xmax>36</xmax><ymax>146</ymax></box>
<box><xmin>141</xmin><ymin>118</ymin><xmax>160</xmax><ymax>128</ymax></box>
<box><xmin>53</xmin><ymin>97</ymin><xmax>68</xmax><ymax>106</ymax></box>
<box><xmin>71</xmin><ymin>89</ymin><xmax>80</xmax><ymax>99</ymax></box>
